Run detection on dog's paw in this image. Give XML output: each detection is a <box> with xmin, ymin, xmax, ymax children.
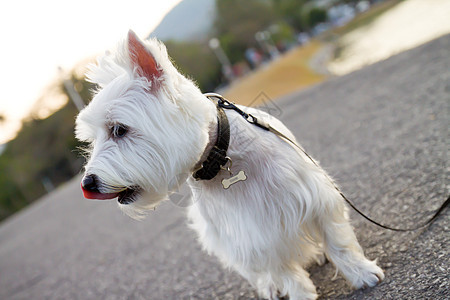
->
<box><xmin>258</xmin><ymin>285</ymin><xmax>279</xmax><ymax>300</ymax></box>
<box><xmin>350</xmin><ymin>259</ymin><xmax>384</xmax><ymax>289</ymax></box>
<box><xmin>314</xmin><ymin>252</ymin><xmax>328</xmax><ymax>266</ymax></box>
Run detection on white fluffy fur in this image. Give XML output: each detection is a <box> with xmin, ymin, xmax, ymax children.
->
<box><xmin>76</xmin><ymin>34</ymin><xmax>384</xmax><ymax>299</ymax></box>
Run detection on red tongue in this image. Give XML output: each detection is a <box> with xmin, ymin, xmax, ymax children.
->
<box><xmin>81</xmin><ymin>183</ymin><xmax>119</xmax><ymax>200</ymax></box>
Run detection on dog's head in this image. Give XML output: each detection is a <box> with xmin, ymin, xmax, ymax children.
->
<box><xmin>75</xmin><ymin>31</ymin><xmax>215</xmax><ymax>219</ymax></box>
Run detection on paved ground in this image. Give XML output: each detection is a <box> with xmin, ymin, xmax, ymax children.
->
<box><xmin>0</xmin><ymin>35</ymin><xmax>448</xmax><ymax>300</ymax></box>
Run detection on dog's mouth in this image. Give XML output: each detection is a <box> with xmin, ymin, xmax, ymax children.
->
<box><xmin>81</xmin><ymin>185</ymin><xmax>140</xmax><ymax>205</ymax></box>
<box><xmin>117</xmin><ymin>187</ymin><xmax>140</xmax><ymax>204</ymax></box>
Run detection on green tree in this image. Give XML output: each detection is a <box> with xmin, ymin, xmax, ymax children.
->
<box><xmin>0</xmin><ymin>73</ymin><xmax>93</xmax><ymax>221</ymax></box>
<box><xmin>165</xmin><ymin>40</ymin><xmax>222</xmax><ymax>91</ymax></box>
<box><xmin>302</xmin><ymin>7</ymin><xmax>328</xmax><ymax>30</ymax></box>
<box><xmin>214</xmin><ymin>0</ymin><xmax>275</xmax><ymax>63</ymax></box>
<box><xmin>271</xmin><ymin>0</ymin><xmax>308</xmax><ymax>31</ymax></box>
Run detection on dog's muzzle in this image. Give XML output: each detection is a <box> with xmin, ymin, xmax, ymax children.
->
<box><xmin>81</xmin><ymin>175</ymin><xmax>139</xmax><ymax>204</ymax></box>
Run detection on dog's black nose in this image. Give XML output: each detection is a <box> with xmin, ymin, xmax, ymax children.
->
<box><xmin>82</xmin><ymin>174</ymin><xmax>99</xmax><ymax>192</ymax></box>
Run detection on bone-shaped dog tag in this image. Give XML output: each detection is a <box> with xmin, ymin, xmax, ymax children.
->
<box><xmin>222</xmin><ymin>170</ymin><xmax>247</xmax><ymax>189</ymax></box>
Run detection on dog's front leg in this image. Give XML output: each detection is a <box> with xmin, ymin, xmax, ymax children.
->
<box><xmin>235</xmin><ymin>266</ymin><xmax>318</xmax><ymax>300</ymax></box>
<box><xmin>318</xmin><ymin>195</ymin><xmax>384</xmax><ymax>289</ymax></box>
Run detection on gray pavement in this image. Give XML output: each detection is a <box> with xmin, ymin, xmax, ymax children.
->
<box><xmin>0</xmin><ymin>35</ymin><xmax>449</xmax><ymax>300</ymax></box>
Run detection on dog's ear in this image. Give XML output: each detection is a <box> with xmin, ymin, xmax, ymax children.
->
<box><xmin>128</xmin><ymin>30</ymin><xmax>162</xmax><ymax>83</ymax></box>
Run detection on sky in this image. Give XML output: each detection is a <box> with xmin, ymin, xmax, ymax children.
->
<box><xmin>0</xmin><ymin>0</ymin><xmax>182</xmax><ymax>144</ymax></box>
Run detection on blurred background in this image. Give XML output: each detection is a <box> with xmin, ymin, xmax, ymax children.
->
<box><xmin>0</xmin><ymin>0</ymin><xmax>449</xmax><ymax>222</ymax></box>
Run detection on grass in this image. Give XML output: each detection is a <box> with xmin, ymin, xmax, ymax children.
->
<box><xmin>224</xmin><ymin>40</ymin><xmax>326</xmax><ymax>106</ymax></box>
<box><xmin>323</xmin><ymin>0</ymin><xmax>405</xmax><ymax>41</ymax></box>
<box><xmin>328</xmin><ymin>0</ymin><xmax>406</xmax><ymax>61</ymax></box>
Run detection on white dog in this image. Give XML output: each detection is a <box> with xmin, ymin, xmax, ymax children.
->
<box><xmin>75</xmin><ymin>31</ymin><xmax>384</xmax><ymax>299</ymax></box>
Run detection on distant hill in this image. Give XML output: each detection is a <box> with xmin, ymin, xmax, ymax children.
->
<box><xmin>148</xmin><ymin>0</ymin><xmax>216</xmax><ymax>41</ymax></box>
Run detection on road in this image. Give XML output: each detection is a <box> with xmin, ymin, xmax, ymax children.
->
<box><xmin>0</xmin><ymin>35</ymin><xmax>448</xmax><ymax>300</ymax></box>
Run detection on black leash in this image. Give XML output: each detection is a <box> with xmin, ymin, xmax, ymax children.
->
<box><xmin>204</xmin><ymin>93</ymin><xmax>449</xmax><ymax>232</ymax></box>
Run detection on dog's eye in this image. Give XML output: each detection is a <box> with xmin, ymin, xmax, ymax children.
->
<box><xmin>111</xmin><ymin>124</ymin><xmax>128</xmax><ymax>138</ymax></box>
